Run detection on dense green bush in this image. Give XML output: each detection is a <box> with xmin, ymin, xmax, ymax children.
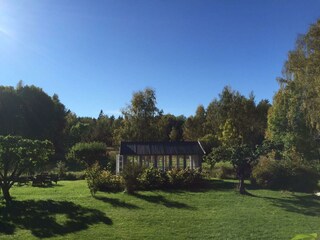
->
<box><xmin>106</xmin><ymin>151</ymin><xmax>117</xmax><ymax>173</ymax></box>
<box><xmin>251</xmin><ymin>156</ymin><xmax>319</xmax><ymax>192</ymax></box>
<box><xmin>98</xmin><ymin>170</ymin><xmax>123</xmax><ymax>192</ymax></box>
<box><xmin>67</xmin><ymin>142</ymin><xmax>107</xmax><ymax>167</ymax></box>
<box><xmin>85</xmin><ymin>162</ymin><xmax>103</xmax><ymax>196</ymax></box>
<box><xmin>211</xmin><ymin>161</ymin><xmax>236</xmax><ymax>179</ymax></box>
<box><xmin>121</xmin><ymin>163</ymin><xmax>143</xmax><ymax>194</ymax></box>
<box><xmin>167</xmin><ymin>168</ymin><xmax>203</xmax><ymax>188</ymax></box>
<box><xmin>85</xmin><ymin>164</ymin><xmax>205</xmax><ymax>195</ymax></box>
<box><xmin>138</xmin><ymin>167</ymin><xmax>168</xmax><ymax>189</ymax></box>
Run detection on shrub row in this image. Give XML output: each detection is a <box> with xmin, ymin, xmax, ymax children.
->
<box><xmin>86</xmin><ymin>166</ymin><xmax>205</xmax><ymax>194</ymax></box>
<box><xmin>138</xmin><ymin>167</ymin><xmax>204</xmax><ymax>190</ymax></box>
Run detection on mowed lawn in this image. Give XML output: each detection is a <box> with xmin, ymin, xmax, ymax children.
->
<box><xmin>0</xmin><ymin>180</ymin><xmax>319</xmax><ymax>240</ymax></box>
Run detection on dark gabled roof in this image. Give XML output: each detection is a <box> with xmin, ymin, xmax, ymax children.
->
<box><xmin>120</xmin><ymin>141</ymin><xmax>206</xmax><ymax>156</ymax></box>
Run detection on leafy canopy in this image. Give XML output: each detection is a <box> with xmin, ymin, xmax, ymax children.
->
<box><xmin>0</xmin><ymin>135</ymin><xmax>54</xmax><ymax>202</ymax></box>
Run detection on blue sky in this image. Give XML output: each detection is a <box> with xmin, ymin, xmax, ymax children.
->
<box><xmin>0</xmin><ymin>0</ymin><xmax>319</xmax><ymax>118</ymax></box>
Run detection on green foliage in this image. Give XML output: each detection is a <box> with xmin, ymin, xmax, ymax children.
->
<box><xmin>283</xmin><ymin>20</ymin><xmax>320</xmax><ymax>130</ymax></box>
<box><xmin>65</xmin><ymin>112</ymin><xmax>121</xmax><ymax>148</ymax></box>
<box><xmin>183</xmin><ymin>105</ymin><xmax>206</xmax><ymax>141</ymax></box>
<box><xmin>266</xmin><ymin>19</ymin><xmax>320</xmax><ymax>161</ymax></box>
<box><xmin>266</xmin><ymin>85</ymin><xmax>319</xmax><ymax>160</ymax></box>
<box><xmin>99</xmin><ymin>170</ymin><xmax>123</xmax><ymax>192</ymax></box>
<box><xmin>67</xmin><ymin>142</ymin><xmax>107</xmax><ymax>167</ymax></box>
<box><xmin>199</xmin><ymin>134</ymin><xmax>219</xmax><ymax>153</ymax></box>
<box><xmin>169</xmin><ymin>127</ymin><xmax>179</xmax><ymax>141</ymax></box>
<box><xmin>219</xmin><ymin>119</ymin><xmax>241</xmax><ymax>146</ymax></box>
<box><xmin>137</xmin><ymin>167</ymin><xmax>204</xmax><ymax>190</ymax></box>
<box><xmin>252</xmin><ymin>155</ymin><xmax>319</xmax><ymax>192</ymax></box>
<box><xmin>205</xmin><ymin>145</ymin><xmax>231</xmax><ymax>167</ymax></box>
<box><xmin>0</xmin><ymin>135</ymin><xmax>54</xmax><ymax>202</ymax></box>
<box><xmin>211</xmin><ymin>161</ymin><xmax>236</xmax><ymax>179</ymax></box>
<box><xmin>157</xmin><ymin>114</ymin><xmax>185</xmax><ymax>141</ymax></box>
<box><xmin>86</xmin><ymin>166</ymin><xmax>205</xmax><ymax>193</ymax></box>
<box><xmin>167</xmin><ymin>168</ymin><xmax>204</xmax><ymax>188</ymax></box>
<box><xmin>0</xmin><ymin>83</ymin><xmax>66</xmax><ymax>160</ymax></box>
<box><xmin>207</xmin><ymin>144</ymin><xmax>257</xmax><ymax>193</ymax></box>
<box><xmin>85</xmin><ymin>162</ymin><xmax>103</xmax><ymax>196</ymax></box>
<box><xmin>116</xmin><ymin>88</ymin><xmax>161</xmax><ymax>142</ymax></box>
<box><xmin>204</xmin><ymin>87</ymin><xmax>270</xmax><ymax>148</ymax></box>
<box><xmin>106</xmin><ymin>150</ymin><xmax>117</xmax><ymax>173</ymax></box>
<box><xmin>121</xmin><ymin>163</ymin><xmax>143</xmax><ymax>194</ymax></box>
<box><xmin>138</xmin><ymin>167</ymin><xmax>168</xmax><ymax>189</ymax></box>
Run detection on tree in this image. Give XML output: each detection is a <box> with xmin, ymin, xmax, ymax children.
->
<box><xmin>117</xmin><ymin>88</ymin><xmax>161</xmax><ymax>142</ymax></box>
<box><xmin>183</xmin><ymin>105</ymin><xmax>206</xmax><ymax>141</ymax></box>
<box><xmin>265</xmin><ymin>19</ymin><xmax>320</xmax><ymax>161</ymax></box>
<box><xmin>218</xmin><ymin>119</ymin><xmax>241</xmax><ymax>147</ymax></box>
<box><xmin>169</xmin><ymin>127</ymin><xmax>179</xmax><ymax>141</ymax></box>
<box><xmin>0</xmin><ymin>135</ymin><xmax>54</xmax><ymax>202</ymax></box>
<box><xmin>157</xmin><ymin>114</ymin><xmax>185</xmax><ymax>141</ymax></box>
<box><xmin>228</xmin><ymin>144</ymin><xmax>256</xmax><ymax>194</ymax></box>
<box><xmin>205</xmin><ymin>87</ymin><xmax>269</xmax><ymax>149</ymax></box>
<box><xmin>67</xmin><ymin>142</ymin><xmax>107</xmax><ymax>167</ymax></box>
<box><xmin>282</xmin><ymin>19</ymin><xmax>320</xmax><ymax>131</ymax></box>
<box><xmin>0</xmin><ymin>83</ymin><xmax>67</xmax><ymax>160</ymax></box>
<box><xmin>266</xmin><ymin>83</ymin><xmax>319</xmax><ymax>160</ymax></box>
<box><xmin>209</xmin><ymin>144</ymin><xmax>256</xmax><ymax>194</ymax></box>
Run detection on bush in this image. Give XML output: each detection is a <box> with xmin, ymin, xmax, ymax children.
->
<box><xmin>138</xmin><ymin>167</ymin><xmax>168</xmax><ymax>190</ymax></box>
<box><xmin>121</xmin><ymin>163</ymin><xmax>143</xmax><ymax>194</ymax></box>
<box><xmin>167</xmin><ymin>168</ymin><xmax>204</xmax><ymax>188</ymax></box>
<box><xmin>67</xmin><ymin>142</ymin><xmax>107</xmax><ymax>167</ymax></box>
<box><xmin>251</xmin><ymin>156</ymin><xmax>319</xmax><ymax>192</ymax></box>
<box><xmin>106</xmin><ymin>151</ymin><xmax>117</xmax><ymax>173</ymax></box>
<box><xmin>85</xmin><ymin>162</ymin><xmax>103</xmax><ymax>196</ymax></box>
<box><xmin>211</xmin><ymin>161</ymin><xmax>236</xmax><ymax>179</ymax></box>
<box><xmin>99</xmin><ymin>170</ymin><xmax>123</xmax><ymax>192</ymax></box>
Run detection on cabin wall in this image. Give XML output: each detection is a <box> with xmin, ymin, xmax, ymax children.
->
<box><xmin>116</xmin><ymin>154</ymin><xmax>203</xmax><ymax>174</ymax></box>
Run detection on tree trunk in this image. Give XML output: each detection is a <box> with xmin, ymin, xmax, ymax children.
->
<box><xmin>238</xmin><ymin>176</ymin><xmax>245</xmax><ymax>194</ymax></box>
<box><xmin>1</xmin><ymin>184</ymin><xmax>12</xmax><ymax>203</ymax></box>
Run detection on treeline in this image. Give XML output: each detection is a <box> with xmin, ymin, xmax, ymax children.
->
<box><xmin>0</xmin><ymin>82</ymin><xmax>270</xmax><ymax>157</ymax></box>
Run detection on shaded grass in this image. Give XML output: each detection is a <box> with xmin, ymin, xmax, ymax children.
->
<box><xmin>0</xmin><ymin>179</ymin><xmax>319</xmax><ymax>239</ymax></box>
<box><xmin>0</xmin><ymin>200</ymin><xmax>112</xmax><ymax>238</ymax></box>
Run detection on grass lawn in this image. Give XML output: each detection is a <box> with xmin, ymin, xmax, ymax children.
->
<box><xmin>0</xmin><ymin>180</ymin><xmax>319</xmax><ymax>239</ymax></box>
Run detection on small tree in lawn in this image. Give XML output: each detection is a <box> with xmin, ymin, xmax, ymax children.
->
<box><xmin>209</xmin><ymin>120</ymin><xmax>257</xmax><ymax>194</ymax></box>
<box><xmin>228</xmin><ymin>144</ymin><xmax>255</xmax><ymax>194</ymax></box>
<box><xmin>209</xmin><ymin>144</ymin><xmax>256</xmax><ymax>194</ymax></box>
<box><xmin>0</xmin><ymin>135</ymin><xmax>54</xmax><ymax>202</ymax></box>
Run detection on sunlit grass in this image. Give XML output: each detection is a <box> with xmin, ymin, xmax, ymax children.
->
<box><xmin>0</xmin><ymin>180</ymin><xmax>319</xmax><ymax>239</ymax></box>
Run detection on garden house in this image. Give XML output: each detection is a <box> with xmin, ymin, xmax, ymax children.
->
<box><xmin>116</xmin><ymin>141</ymin><xmax>206</xmax><ymax>174</ymax></box>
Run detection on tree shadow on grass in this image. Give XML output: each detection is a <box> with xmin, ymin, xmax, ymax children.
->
<box><xmin>0</xmin><ymin>200</ymin><xmax>112</xmax><ymax>238</ymax></box>
<box><xmin>243</xmin><ymin>189</ymin><xmax>320</xmax><ymax>217</ymax></box>
<box><xmin>261</xmin><ymin>194</ymin><xmax>320</xmax><ymax>217</ymax></box>
<box><xmin>94</xmin><ymin>196</ymin><xmax>141</xmax><ymax>210</ymax></box>
<box><xmin>132</xmin><ymin>192</ymin><xmax>196</xmax><ymax>210</ymax></box>
<box><xmin>208</xmin><ymin>179</ymin><xmax>238</xmax><ymax>191</ymax></box>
